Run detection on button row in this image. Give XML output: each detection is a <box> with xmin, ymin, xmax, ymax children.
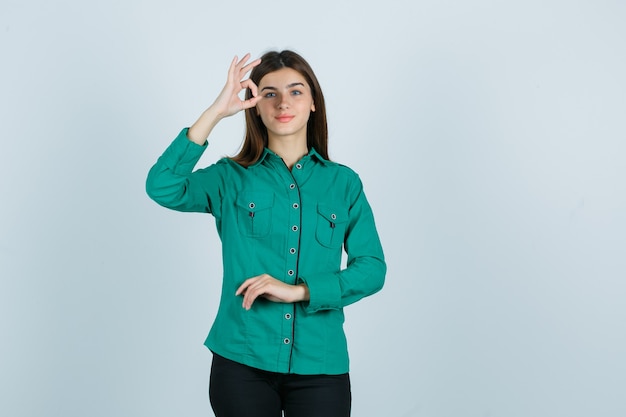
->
<box><xmin>286</xmin><ymin>175</ymin><xmax>299</xmax><ymax>346</ymax></box>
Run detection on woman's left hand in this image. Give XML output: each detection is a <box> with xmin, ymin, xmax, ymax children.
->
<box><xmin>235</xmin><ymin>274</ymin><xmax>310</xmax><ymax>310</ymax></box>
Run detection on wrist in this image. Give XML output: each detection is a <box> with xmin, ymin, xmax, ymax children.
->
<box><xmin>207</xmin><ymin>102</ymin><xmax>229</xmax><ymax>120</ymax></box>
<box><xmin>188</xmin><ymin>107</ymin><xmax>222</xmax><ymax>145</ymax></box>
<box><xmin>297</xmin><ymin>283</ymin><xmax>310</xmax><ymax>302</ymax></box>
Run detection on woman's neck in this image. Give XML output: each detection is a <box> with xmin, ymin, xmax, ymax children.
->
<box><xmin>268</xmin><ymin>135</ymin><xmax>308</xmax><ymax>170</ymax></box>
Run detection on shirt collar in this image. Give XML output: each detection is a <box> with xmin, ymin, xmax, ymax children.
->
<box><xmin>249</xmin><ymin>147</ymin><xmax>332</xmax><ymax>168</ymax></box>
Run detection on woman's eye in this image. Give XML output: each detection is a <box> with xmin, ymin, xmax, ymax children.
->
<box><xmin>264</xmin><ymin>92</ymin><xmax>276</xmax><ymax>98</ymax></box>
<box><xmin>291</xmin><ymin>90</ymin><xmax>302</xmax><ymax>96</ymax></box>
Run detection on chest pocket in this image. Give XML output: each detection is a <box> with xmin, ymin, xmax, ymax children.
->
<box><xmin>236</xmin><ymin>192</ymin><xmax>274</xmax><ymax>238</ymax></box>
<box><xmin>315</xmin><ymin>204</ymin><xmax>349</xmax><ymax>249</ymax></box>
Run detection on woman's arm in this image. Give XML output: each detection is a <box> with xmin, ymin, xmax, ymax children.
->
<box><xmin>235</xmin><ymin>274</ymin><xmax>310</xmax><ymax>311</ymax></box>
<box><xmin>146</xmin><ymin>54</ymin><xmax>261</xmax><ymax>212</ymax></box>
<box><xmin>299</xmin><ymin>174</ymin><xmax>386</xmax><ymax>313</ymax></box>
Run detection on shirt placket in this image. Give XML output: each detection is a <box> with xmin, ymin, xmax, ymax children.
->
<box><xmin>277</xmin><ymin>160</ymin><xmax>304</xmax><ymax>372</ymax></box>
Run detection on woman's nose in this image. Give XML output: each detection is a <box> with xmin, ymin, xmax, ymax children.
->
<box><xmin>277</xmin><ymin>95</ymin><xmax>290</xmax><ymax>109</ymax></box>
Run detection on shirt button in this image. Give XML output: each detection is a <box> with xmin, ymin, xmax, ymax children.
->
<box><xmin>249</xmin><ymin>202</ymin><xmax>256</xmax><ymax>209</ymax></box>
<box><xmin>289</xmin><ymin>183</ymin><xmax>296</xmax><ymax>190</ymax></box>
<box><xmin>284</xmin><ymin>313</ymin><xmax>292</xmax><ymax>320</ymax></box>
<box><xmin>289</xmin><ymin>248</ymin><xmax>296</xmax><ymax>254</ymax></box>
<box><xmin>292</xmin><ymin>225</ymin><xmax>298</xmax><ymax>232</ymax></box>
<box><xmin>292</xmin><ymin>203</ymin><xmax>299</xmax><ymax>209</ymax></box>
<box><xmin>331</xmin><ymin>213</ymin><xmax>337</xmax><ymax>220</ymax></box>
<box><xmin>283</xmin><ymin>338</ymin><xmax>291</xmax><ymax>345</ymax></box>
<box><xmin>295</xmin><ymin>163</ymin><xmax>302</xmax><ymax>170</ymax></box>
<box><xmin>288</xmin><ymin>270</ymin><xmax>294</xmax><ymax>276</ymax></box>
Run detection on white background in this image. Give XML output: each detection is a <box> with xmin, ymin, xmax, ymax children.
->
<box><xmin>1</xmin><ymin>1</ymin><xmax>625</xmax><ymax>416</ymax></box>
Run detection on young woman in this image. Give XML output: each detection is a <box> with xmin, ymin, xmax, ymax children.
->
<box><xmin>146</xmin><ymin>50</ymin><xmax>386</xmax><ymax>417</ymax></box>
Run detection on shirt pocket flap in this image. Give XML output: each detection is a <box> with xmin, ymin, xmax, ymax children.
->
<box><xmin>316</xmin><ymin>204</ymin><xmax>349</xmax><ymax>224</ymax></box>
<box><xmin>236</xmin><ymin>192</ymin><xmax>275</xmax><ymax>213</ymax></box>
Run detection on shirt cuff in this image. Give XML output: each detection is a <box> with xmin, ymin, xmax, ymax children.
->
<box><xmin>298</xmin><ymin>272</ymin><xmax>341</xmax><ymax>313</ymax></box>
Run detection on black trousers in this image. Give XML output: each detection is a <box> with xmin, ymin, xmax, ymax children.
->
<box><xmin>209</xmin><ymin>353</ymin><xmax>351</xmax><ymax>417</ymax></box>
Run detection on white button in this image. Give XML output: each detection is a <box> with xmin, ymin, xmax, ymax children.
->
<box><xmin>249</xmin><ymin>202</ymin><xmax>256</xmax><ymax>209</ymax></box>
<box><xmin>331</xmin><ymin>213</ymin><xmax>337</xmax><ymax>220</ymax></box>
<box><xmin>289</xmin><ymin>248</ymin><xmax>296</xmax><ymax>254</ymax></box>
<box><xmin>283</xmin><ymin>338</ymin><xmax>291</xmax><ymax>344</ymax></box>
<box><xmin>293</xmin><ymin>203</ymin><xmax>299</xmax><ymax>209</ymax></box>
<box><xmin>292</xmin><ymin>225</ymin><xmax>298</xmax><ymax>232</ymax></box>
<box><xmin>288</xmin><ymin>270</ymin><xmax>294</xmax><ymax>276</ymax></box>
<box><xmin>289</xmin><ymin>183</ymin><xmax>296</xmax><ymax>189</ymax></box>
<box><xmin>284</xmin><ymin>313</ymin><xmax>292</xmax><ymax>320</ymax></box>
<box><xmin>295</xmin><ymin>164</ymin><xmax>302</xmax><ymax>169</ymax></box>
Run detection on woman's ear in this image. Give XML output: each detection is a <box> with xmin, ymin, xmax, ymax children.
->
<box><xmin>311</xmin><ymin>102</ymin><xmax>316</xmax><ymax>112</ymax></box>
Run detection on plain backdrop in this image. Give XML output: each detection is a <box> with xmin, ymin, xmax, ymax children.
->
<box><xmin>1</xmin><ymin>1</ymin><xmax>625</xmax><ymax>416</ymax></box>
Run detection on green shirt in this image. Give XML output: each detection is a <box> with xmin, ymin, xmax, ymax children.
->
<box><xmin>146</xmin><ymin>128</ymin><xmax>386</xmax><ymax>375</ymax></box>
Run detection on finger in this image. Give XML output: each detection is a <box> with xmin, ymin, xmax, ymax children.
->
<box><xmin>243</xmin><ymin>277</ymin><xmax>273</xmax><ymax>309</ymax></box>
<box><xmin>239</xmin><ymin>80</ymin><xmax>261</xmax><ymax>110</ymax></box>
<box><xmin>226</xmin><ymin>55</ymin><xmax>240</xmax><ymax>84</ymax></box>
<box><xmin>243</xmin><ymin>78</ymin><xmax>259</xmax><ymax>98</ymax></box>
<box><xmin>240</xmin><ymin>58</ymin><xmax>261</xmax><ymax>76</ymax></box>
<box><xmin>244</xmin><ymin>278</ymin><xmax>267</xmax><ymax>296</ymax></box>
<box><xmin>229</xmin><ymin>54</ymin><xmax>251</xmax><ymax>83</ymax></box>
<box><xmin>238</xmin><ymin>83</ymin><xmax>259</xmax><ymax>112</ymax></box>
<box><xmin>243</xmin><ymin>285</ymin><xmax>263</xmax><ymax>310</ymax></box>
<box><xmin>241</xmin><ymin>95</ymin><xmax>262</xmax><ymax>110</ymax></box>
<box><xmin>235</xmin><ymin>53</ymin><xmax>251</xmax><ymax>71</ymax></box>
<box><xmin>235</xmin><ymin>277</ymin><xmax>255</xmax><ymax>296</ymax></box>
<box><xmin>239</xmin><ymin>78</ymin><xmax>257</xmax><ymax>94</ymax></box>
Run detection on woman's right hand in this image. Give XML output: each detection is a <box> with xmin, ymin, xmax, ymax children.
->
<box><xmin>212</xmin><ymin>53</ymin><xmax>262</xmax><ymax>118</ymax></box>
<box><xmin>187</xmin><ymin>53</ymin><xmax>262</xmax><ymax>145</ymax></box>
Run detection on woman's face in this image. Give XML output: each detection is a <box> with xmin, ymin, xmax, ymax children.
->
<box><xmin>256</xmin><ymin>67</ymin><xmax>316</xmax><ymax>142</ymax></box>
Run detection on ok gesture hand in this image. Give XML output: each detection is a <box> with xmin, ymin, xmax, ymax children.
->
<box><xmin>213</xmin><ymin>53</ymin><xmax>262</xmax><ymax>118</ymax></box>
<box><xmin>187</xmin><ymin>53</ymin><xmax>262</xmax><ymax>144</ymax></box>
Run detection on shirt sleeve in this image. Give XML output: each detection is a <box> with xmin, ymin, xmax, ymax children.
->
<box><xmin>299</xmin><ymin>173</ymin><xmax>386</xmax><ymax>313</ymax></box>
<box><xmin>145</xmin><ymin>128</ymin><xmax>227</xmax><ymax>217</ymax></box>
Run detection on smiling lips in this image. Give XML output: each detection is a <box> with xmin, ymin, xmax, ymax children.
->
<box><xmin>275</xmin><ymin>115</ymin><xmax>295</xmax><ymax>123</ymax></box>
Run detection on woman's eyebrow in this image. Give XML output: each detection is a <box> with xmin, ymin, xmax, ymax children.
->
<box><xmin>260</xmin><ymin>82</ymin><xmax>305</xmax><ymax>92</ymax></box>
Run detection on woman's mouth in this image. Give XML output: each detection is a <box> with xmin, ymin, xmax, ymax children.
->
<box><xmin>275</xmin><ymin>115</ymin><xmax>295</xmax><ymax>123</ymax></box>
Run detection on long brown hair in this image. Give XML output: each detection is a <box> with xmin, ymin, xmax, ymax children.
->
<box><xmin>231</xmin><ymin>50</ymin><xmax>328</xmax><ymax>167</ymax></box>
